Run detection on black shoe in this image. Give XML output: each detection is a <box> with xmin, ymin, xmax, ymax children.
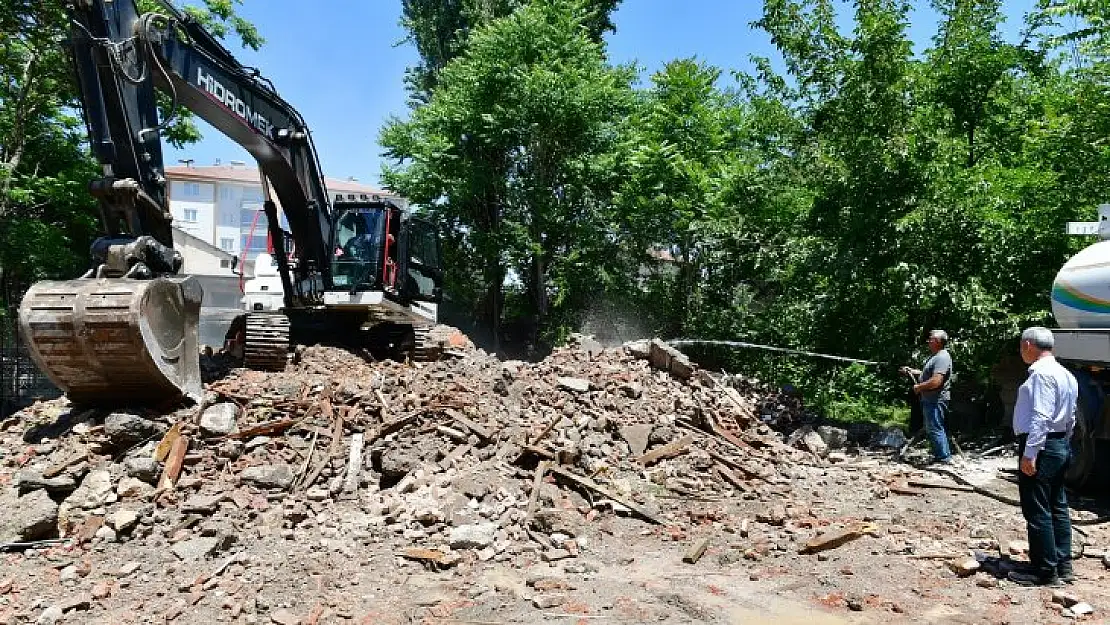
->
<box><xmin>1058</xmin><ymin>568</ymin><xmax>1076</xmax><ymax>584</ymax></box>
<box><xmin>1008</xmin><ymin>570</ymin><xmax>1063</xmax><ymax>587</ymax></box>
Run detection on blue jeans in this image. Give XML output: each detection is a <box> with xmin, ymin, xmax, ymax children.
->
<box><xmin>1018</xmin><ymin>435</ymin><xmax>1072</xmax><ymax>578</ymax></box>
<box><xmin>921</xmin><ymin>398</ymin><xmax>950</xmax><ymax>461</ymax></box>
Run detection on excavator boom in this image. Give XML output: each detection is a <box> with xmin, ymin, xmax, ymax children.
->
<box><xmin>20</xmin><ymin>0</ymin><xmax>332</xmax><ymax>406</ymax></box>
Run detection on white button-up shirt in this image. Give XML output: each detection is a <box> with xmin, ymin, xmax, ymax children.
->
<box><xmin>1012</xmin><ymin>355</ymin><xmax>1078</xmax><ymax>460</ymax></box>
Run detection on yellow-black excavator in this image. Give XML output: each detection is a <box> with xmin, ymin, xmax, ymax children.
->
<box><xmin>18</xmin><ymin>0</ymin><xmax>443</xmax><ymax>406</ymax></box>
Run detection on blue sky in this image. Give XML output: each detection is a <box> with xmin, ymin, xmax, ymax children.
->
<box><xmin>166</xmin><ymin>0</ymin><xmax>1038</xmax><ymax>186</ymax></box>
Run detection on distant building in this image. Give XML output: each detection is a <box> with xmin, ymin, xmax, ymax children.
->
<box><xmin>165</xmin><ymin>163</ymin><xmax>404</xmax><ymax>269</ymax></box>
<box><xmin>171</xmin><ymin>226</ymin><xmax>250</xmax><ymax>308</ymax></box>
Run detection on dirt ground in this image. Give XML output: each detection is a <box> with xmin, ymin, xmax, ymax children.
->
<box><xmin>1</xmin><ymin>337</ymin><xmax>1107</xmax><ymax>624</ymax></box>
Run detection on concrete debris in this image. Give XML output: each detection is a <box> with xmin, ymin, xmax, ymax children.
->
<box><xmin>107</xmin><ymin>509</ymin><xmax>140</xmax><ymax>534</ymax></box>
<box><xmin>269</xmin><ymin>608</ymin><xmax>300</xmax><ymax>625</ymax></box>
<box><xmin>124</xmin><ymin>456</ymin><xmax>160</xmax><ymax>483</ymax></box>
<box><xmin>532</xmin><ymin>594</ymin><xmax>566</xmax><ymax>609</ymax></box>
<box><xmin>448</xmin><ymin>523</ymin><xmax>498</xmax><ymax>550</ymax></box>
<box><xmin>5</xmin><ymin>328</ymin><xmax>1062</xmax><ymax>621</ymax></box>
<box><xmin>683</xmin><ymin>538</ymin><xmax>710</xmax><ymax>564</ymax></box>
<box><xmin>171</xmin><ymin>535</ymin><xmax>233</xmax><ymax>561</ymax></box>
<box><xmin>104</xmin><ymin>412</ymin><xmax>166</xmax><ymax>447</ymax></box>
<box><xmin>647</xmin><ymin>338</ymin><xmax>694</xmax><ymax>380</ymax></box>
<box><xmin>790</xmin><ymin>425</ymin><xmax>829</xmax><ymax>458</ymax></box>
<box><xmin>240</xmin><ymin>464</ymin><xmax>295</xmax><ymax>490</ymax></box>
<box><xmin>1071</xmin><ymin>603</ymin><xmax>1094</xmax><ymax>616</ymax></box>
<box><xmin>619</xmin><ymin>424</ymin><xmax>652</xmax><ymax>457</ymax></box>
<box><xmin>199</xmin><ymin>403</ymin><xmax>239</xmax><ymax>437</ymax></box>
<box><xmin>35</xmin><ymin>606</ymin><xmax>63</xmax><ymax>625</ymax></box>
<box><xmin>817</xmin><ymin>425</ymin><xmax>849</xmax><ymax>450</ymax></box>
<box><xmin>0</xmin><ymin>489</ymin><xmax>59</xmax><ymax>541</ymax></box>
<box><xmin>1053</xmin><ymin>590</ymin><xmax>1081</xmax><ymax>608</ymax></box>
<box><xmin>557</xmin><ymin>377</ymin><xmax>591</xmax><ymax>393</ymax></box>
<box><xmin>948</xmin><ymin>557</ymin><xmax>981</xmax><ymax>577</ymax></box>
<box><xmin>15</xmin><ymin>470</ymin><xmax>77</xmax><ymax>493</ymax></box>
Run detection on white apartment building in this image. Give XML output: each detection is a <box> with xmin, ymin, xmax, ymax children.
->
<box><xmin>165</xmin><ymin>163</ymin><xmax>404</xmax><ymax>270</ymax></box>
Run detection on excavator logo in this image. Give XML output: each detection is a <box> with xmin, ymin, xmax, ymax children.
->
<box><xmin>195</xmin><ymin>68</ymin><xmax>274</xmax><ymax>138</ymax></box>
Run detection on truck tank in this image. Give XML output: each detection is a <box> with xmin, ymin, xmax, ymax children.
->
<box><xmin>1049</xmin><ymin>239</ymin><xmax>1110</xmax><ymax>491</ymax></box>
<box><xmin>1052</xmin><ymin>240</ymin><xmax>1110</xmax><ymax>328</ymax></box>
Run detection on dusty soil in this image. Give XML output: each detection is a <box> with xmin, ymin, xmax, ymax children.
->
<box><xmin>0</xmin><ymin>335</ymin><xmax>1107</xmax><ymax>625</ymax></box>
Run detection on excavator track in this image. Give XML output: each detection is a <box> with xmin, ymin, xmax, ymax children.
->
<box><xmin>243</xmin><ymin>313</ymin><xmax>290</xmax><ymax>370</ymax></box>
<box><xmin>18</xmin><ymin>277</ymin><xmax>202</xmax><ymax>405</ymax></box>
<box><xmin>412</xmin><ymin>325</ymin><xmax>440</xmax><ymax>362</ymax></box>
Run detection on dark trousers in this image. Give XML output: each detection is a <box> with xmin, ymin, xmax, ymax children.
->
<box><xmin>1017</xmin><ymin>435</ymin><xmax>1072</xmax><ymax>578</ymax></box>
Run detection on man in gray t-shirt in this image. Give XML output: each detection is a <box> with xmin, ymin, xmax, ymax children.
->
<box><xmin>901</xmin><ymin>329</ymin><xmax>954</xmax><ymax>463</ymax></box>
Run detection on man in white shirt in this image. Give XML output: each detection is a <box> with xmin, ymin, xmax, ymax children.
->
<box><xmin>1008</xmin><ymin>327</ymin><xmax>1078</xmax><ymax>586</ymax></box>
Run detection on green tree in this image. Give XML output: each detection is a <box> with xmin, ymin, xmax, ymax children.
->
<box><xmin>399</xmin><ymin>0</ymin><xmax>620</xmax><ymax>103</ymax></box>
<box><xmin>382</xmin><ymin>0</ymin><xmax>635</xmax><ymax>349</ymax></box>
<box><xmin>612</xmin><ymin>59</ymin><xmax>748</xmax><ymax>336</ymax></box>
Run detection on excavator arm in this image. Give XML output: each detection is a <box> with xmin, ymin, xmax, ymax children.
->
<box><xmin>18</xmin><ymin>0</ymin><xmax>334</xmax><ymax>405</ymax></box>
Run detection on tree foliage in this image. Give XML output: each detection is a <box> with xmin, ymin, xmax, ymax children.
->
<box><xmin>386</xmin><ymin>0</ymin><xmax>1110</xmax><ymax>413</ymax></box>
<box><xmin>383</xmin><ymin>0</ymin><xmax>633</xmax><ymax>349</ymax></box>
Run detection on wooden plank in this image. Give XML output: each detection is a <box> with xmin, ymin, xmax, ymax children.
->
<box><xmin>713</xmin><ymin>464</ymin><xmax>750</xmax><ymax>493</ymax></box>
<box><xmin>447</xmin><ymin>410</ymin><xmax>493</xmax><ymax>442</ymax></box>
<box><xmin>221</xmin><ymin>418</ymin><xmax>300</xmax><ymax>441</ymax></box>
<box><xmin>682</xmin><ymin>538</ymin><xmax>710</xmax><ymax>564</ymax></box>
<box><xmin>799</xmin><ymin>528</ymin><xmax>864</xmax><ymax>555</ymax></box>
<box><xmin>638</xmin><ymin>434</ymin><xmax>695</xmax><ymax>465</ymax></box>
<box><xmin>889</xmin><ymin>483</ymin><xmax>926</xmax><ymax>497</ymax></box>
<box><xmin>547</xmin><ymin>465</ymin><xmax>664</xmax><ymax>525</ymax></box>
<box><xmin>158</xmin><ymin>434</ymin><xmax>189</xmax><ymax>490</ymax></box>
<box><xmin>397</xmin><ymin>547</ymin><xmax>458</xmax><ymax>568</ymax></box>
<box><xmin>342</xmin><ymin>432</ymin><xmax>365</xmax><ymax>493</ymax></box>
<box><xmin>153</xmin><ymin>422</ymin><xmax>183</xmax><ymax>462</ymax></box>
<box><xmin>437</xmin><ymin>444</ymin><xmax>472</xmax><ymax>470</ymax></box>
<box><xmin>524</xmin><ymin>461</ymin><xmax>550</xmax><ymax>524</ymax></box>
<box><xmin>436</xmin><ymin>425</ymin><xmax>469</xmax><ymax>443</ymax></box>
<box><xmin>907</xmin><ymin>479</ymin><xmax>975</xmax><ymax>493</ymax></box>
<box><xmin>371</xmin><ymin>412</ymin><xmax>420</xmax><ymax>442</ymax></box>
<box><xmin>300</xmin><ymin>409</ymin><xmax>345</xmax><ymax>491</ymax></box>
<box><xmin>529</xmin><ymin>414</ymin><xmax>563</xmax><ymax>447</ymax></box>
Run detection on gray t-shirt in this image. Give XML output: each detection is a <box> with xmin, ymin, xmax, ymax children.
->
<box><xmin>920</xmin><ymin>349</ymin><xmax>953</xmax><ymax>402</ymax></box>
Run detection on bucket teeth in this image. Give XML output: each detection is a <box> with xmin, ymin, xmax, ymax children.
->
<box><xmin>18</xmin><ymin>276</ymin><xmax>202</xmax><ymax>406</ymax></box>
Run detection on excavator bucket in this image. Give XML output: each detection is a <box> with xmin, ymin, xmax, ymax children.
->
<box><xmin>18</xmin><ymin>276</ymin><xmax>203</xmax><ymax>406</ymax></box>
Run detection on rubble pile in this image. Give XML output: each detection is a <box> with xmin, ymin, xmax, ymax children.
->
<box><xmin>0</xmin><ymin>332</ymin><xmax>816</xmax><ymax>562</ymax></box>
<box><xmin>3</xmin><ymin>331</ymin><xmax>1110</xmax><ymax>623</ymax></box>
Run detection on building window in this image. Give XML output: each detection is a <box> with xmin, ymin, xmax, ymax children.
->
<box><xmin>221</xmin><ymin>210</ymin><xmax>238</xmax><ymax>227</ymax></box>
<box><xmin>219</xmin><ymin>237</ymin><xmax>235</xmax><ymax>252</ymax></box>
<box><xmin>183</xmin><ymin>208</ymin><xmax>198</xmax><ymax>222</ymax></box>
<box><xmin>220</xmin><ymin>259</ymin><xmax>231</xmax><ymax>269</ymax></box>
<box><xmin>183</xmin><ymin>182</ymin><xmax>201</xmax><ymax>197</ymax></box>
<box><xmin>219</xmin><ymin>186</ymin><xmax>233</xmax><ymax>200</ymax></box>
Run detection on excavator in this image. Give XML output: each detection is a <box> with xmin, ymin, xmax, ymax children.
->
<box><xmin>17</xmin><ymin>0</ymin><xmax>443</xmax><ymax>406</ymax></box>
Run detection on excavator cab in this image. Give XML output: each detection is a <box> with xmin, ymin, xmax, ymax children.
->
<box><xmin>331</xmin><ymin>206</ymin><xmax>387</xmax><ymax>291</ymax></box>
<box><xmin>327</xmin><ymin>196</ymin><xmax>442</xmax><ymax>305</ymax></box>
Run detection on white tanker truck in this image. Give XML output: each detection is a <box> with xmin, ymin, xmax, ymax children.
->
<box><xmin>1049</xmin><ymin>206</ymin><xmax>1110</xmax><ymax>488</ymax></box>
